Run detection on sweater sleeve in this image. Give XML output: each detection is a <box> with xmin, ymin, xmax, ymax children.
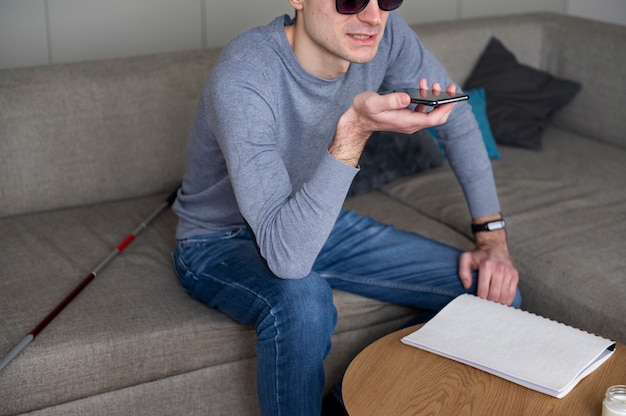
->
<box><xmin>383</xmin><ymin>13</ymin><xmax>501</xmax><ymax>218</ymax></box>
<box><xmin>207</xmin><ymin>60</ymin><xmax>358</xmax><ymax>279</ymax></box>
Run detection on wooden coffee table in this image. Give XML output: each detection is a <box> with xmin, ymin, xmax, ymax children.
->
<box><xmin>343</xmin><ymin>325</ymin><xmax>625</xmax><ymax>416</ymax></box>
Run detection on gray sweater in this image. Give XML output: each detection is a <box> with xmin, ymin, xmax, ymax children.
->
<box><xmin>173</xmin><ymin>12</ymin><xmax>499</xmax><ymax>278</ymax></box>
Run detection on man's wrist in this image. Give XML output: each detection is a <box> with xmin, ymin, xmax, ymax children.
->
<box><xmin>329</xmin><ymin>107</ymin><xmax>371</xmax><ymax>167</ymax></box>
<box><xmin>472</xmin><ymin>213</ymin><xmax>508</xmax><ymax>248</ymax></box>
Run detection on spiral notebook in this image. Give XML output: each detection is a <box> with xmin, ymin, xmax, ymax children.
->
<box><xmin>401</xmin><ymin>294</ymin><xmax>616</xmax><ymax>398</ymax></box>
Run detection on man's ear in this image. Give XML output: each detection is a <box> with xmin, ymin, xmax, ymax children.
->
<box><xmin>287</xmin><ymin>0</ymin><xmax>304</xmax><ymax>12</ymax></box>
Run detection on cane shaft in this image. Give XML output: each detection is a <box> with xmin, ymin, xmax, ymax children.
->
<box><xmin>0</xmin><ymin>188</ymin><xmax>178</xmax><ymax>373</ymax></box>
<box><xmin>0</xmin><ymin>335</ymin><xmax>33</xmax><ymax>373</ymax></box>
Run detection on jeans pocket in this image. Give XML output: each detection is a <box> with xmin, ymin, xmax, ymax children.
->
<box><xmin>171</xmin><ymin>249</ymin><xmax>196</xmax><ymax>294</ymax></box>
<box><xmin>179</xmin><ymin>268</ymin><xmax>198</xmax><ymax>294</ymax></box>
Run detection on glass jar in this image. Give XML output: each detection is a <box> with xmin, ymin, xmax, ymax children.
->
<box><xmin>603</xmin><ymin>385</ymin><xmax>626</xmax><ymax>416</ymax></box>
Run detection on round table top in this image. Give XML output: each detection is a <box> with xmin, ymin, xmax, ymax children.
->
<box><xmin>343</xmin><ymin>325</ymin><xmax>625</xmax><ymax>416</ymax></box>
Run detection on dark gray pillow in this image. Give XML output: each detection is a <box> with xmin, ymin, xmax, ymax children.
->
<box><xmin>347</xmin><ymin>129</ymin><xmax>444</xmax><ymax>197</ymax></box>
<box><xmin>464</xmin><ymin>37</ymin><xmax>581</xmax><ymax>150</ymax></box>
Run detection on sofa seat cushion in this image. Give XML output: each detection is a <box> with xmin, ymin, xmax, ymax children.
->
<box><xmin>380</xmin><ymin>128</ymin><xmax>626</xmax><ymax>343</ymax></box>
<box><xmin>0</xmin><ymin>194</ymin><xmax>416</xmax><ymax>414</ymax></box>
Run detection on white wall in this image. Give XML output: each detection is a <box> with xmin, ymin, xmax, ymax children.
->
<box><xmin>0</xmin><ymin>0</ymin><xmax>625</xmax><ymax>70</ymax></box>
<box><xmin>0</xmin><ymin>0</ymin><xmax>292</xmax><ymax>69</ymax></box>
<box><xmin>457</xmin><ymin>0</ymin><xmax>568</xmax><ymax>19</ymax></box>
<box><xmin>567</xmin><ymin>0</ymin><xmax>626</xmax><ymax>26</ymax></box>
<box><xmin>0</xmin><ymin>0</ymin><xmax>49</xmax><ymax>68</ymax></box>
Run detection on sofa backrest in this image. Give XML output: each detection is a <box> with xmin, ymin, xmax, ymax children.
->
<box><xmin>0</xmin><ymin>49</ymin><xmax>220</xmax><ymax>218</ymax></box>
<box><xmin>2</xmin><ymin>13</ymin><xmax>624</xmax><ymax>218</ymax></box>
<box><xmin>412</xmin><ymin>14</ymin><xmax>547</xmax><ymax>87</ymax></box>
<box><xmin>539</xmin><ymin>15</ymin><xmax>626</xmax><ymax>150</ymax></box>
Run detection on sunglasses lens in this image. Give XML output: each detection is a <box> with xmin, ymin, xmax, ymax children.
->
<box><xmin>336</xmin><ymin>0</ymin><xmax>369</xmax><ymax>14</ymax></box>
<box><xmin>378</xmin><ymin>0</ymin><xmax>403</xmax><ymax>11</ymax></box>
<box><xmin>336</xmin><ymin>0</ymin><xmax>403</xmax><ymax>14</ymax></box>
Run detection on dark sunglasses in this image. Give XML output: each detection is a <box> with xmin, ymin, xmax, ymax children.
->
<box><xmin>336</xmin><ymin>0</ymin><xmax>403</xmax><ymax>15</ymax></box>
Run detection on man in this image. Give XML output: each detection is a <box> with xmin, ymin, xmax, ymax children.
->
<box><xmin>172</xmin><ymin>0</ymin><xmax>521</xmax><ymax>414</ymax></box>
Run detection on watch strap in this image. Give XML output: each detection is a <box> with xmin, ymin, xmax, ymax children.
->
<box><xmin>471</xmin><ymin>219</ymin><xmax>506</xmax><ymax>233</ymax></box>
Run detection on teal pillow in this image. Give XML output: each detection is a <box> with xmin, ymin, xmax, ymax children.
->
<box><xmin>429</xmin><ymin>87</ymin><xmax>501</xmax><ymax>159</ymax></box>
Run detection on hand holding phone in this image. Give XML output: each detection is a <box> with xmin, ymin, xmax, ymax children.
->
<box><xmin>407</xmin><ymin>88</ymin><xmax>469</xmax><ymax>106</ymax></box>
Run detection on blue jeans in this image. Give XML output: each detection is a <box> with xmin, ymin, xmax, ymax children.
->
<box><xmin>172</xmin><ymin>209</ymin><xmax>521</xmax><ymax>416</ymax></box>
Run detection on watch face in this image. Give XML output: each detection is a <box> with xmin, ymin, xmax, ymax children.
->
<box><xmin>487</xmin><ymin>220</ymin><xmax>505</xmax><ymax>230</ymax></box>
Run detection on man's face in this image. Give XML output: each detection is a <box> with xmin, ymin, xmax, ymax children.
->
<box><xmin>290</xmin><ymin>0</ymin><xmax>390</xmax><ymax>78</ymax></box>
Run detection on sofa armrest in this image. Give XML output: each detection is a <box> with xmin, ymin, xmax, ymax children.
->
<box><xmin>411</xmin><ymin>12</ymin><xmax>626</xmax><ymax>150</ymax></box>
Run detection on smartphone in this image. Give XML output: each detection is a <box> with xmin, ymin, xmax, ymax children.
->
<box><xmin>406</xmin><ymin>89</ymin><xmax>469</xmax><ymax>106</ymax></box>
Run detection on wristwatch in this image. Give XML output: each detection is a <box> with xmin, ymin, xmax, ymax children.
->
<box><xmin>471</xmin><ymin>219</ymin><xmax>506</xmax><ymax>234</ymax></box>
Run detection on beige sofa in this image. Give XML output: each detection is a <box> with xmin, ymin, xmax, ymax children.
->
<box><xmin>1</xmin><ymin>12</ymin><xmax>624</xmax><ymax>415</ymax></box>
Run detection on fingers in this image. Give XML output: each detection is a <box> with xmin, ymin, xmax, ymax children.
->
<box><xmin>477</xmin><ymin>260</ymin><xmax>519</xmax><ymax>305</ymax></box>
<box><xmin>418</xmin><ymin>77</ymin><xmax>455</xmax><ymax>93</ymax></box>
<box><xmin>415</xmin><ymin>103</ymin><xmax>429</xmax><ymax>113</ymax></box>
<box><xmin>425</xmin><ymin>103</ymin><xmax>455</xmax><ymax>125</ymax></box>
<box><xmin>415</xmin><ymin>78</ymin><xmax>458</xmax><ymax>116</ymax></box>
<box><xmin>416</xmin><ymin>79</ymin><xmax>441</xmax><ymax>112</ymax></box>
<box><xmin>503</xmin><ymin>270</ymin><xmax>520</xmax><ymax>305</ymax></box>
<box><xmin>354</xmin><ymin>90</ymin><xmax>408</xmax><ymax>114</ymax></box>
<box><xmin>352</xmin><ymin>79</ymin><xmax>459</xmax><ymax>134</ymax></box>
<box><xmin>356</xmin><ymin>91</ymin><xmax>448</xmax><ymax>132</ymax></box>
<box><xmin>458</xmin><ymin>252</ymin><xmax>475</xmax><ymax>290</ymax></box>
<box><xmin>459</xmin><ymin>250</ymin><xmax>519</xmax><ymax>306</ymax></box>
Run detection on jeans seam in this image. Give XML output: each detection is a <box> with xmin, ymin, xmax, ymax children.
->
<box><xmin>319</xmin><ymin>271</ymin><xmax>461</xmax><ymax>298</ymax></box>
<box><xmin>177</xmin><ymin>262</ymin><xmax>283</xmax><ymax>413</ymax></box>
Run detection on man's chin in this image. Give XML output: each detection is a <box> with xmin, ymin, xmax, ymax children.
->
<box><xmin>347</xmin><ymin>49</ymin><xmax>379</xmax><ymax>64</ymax></box>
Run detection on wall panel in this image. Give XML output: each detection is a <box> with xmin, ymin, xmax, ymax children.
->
<box><xmin>460</xmin><ymin>0</ymin><xmax>568</xmax><ymax>18</ymax></box>
<box><xmin>204</xmin><ymin>0</ymin><xmax>291</xmax><ymax>48</ymax></box>
<box><xmin>0</xmin><ymin>0</ymin><xmax>624</xmax><ymax>70</ymax></box>
<box><xmin>567</xmin><ymin>0</ymin><xmax>626</xmax><ymax>26</ymax></box>
<box><xmin>0</xmin><ymin>0</ymin><xmax>48</xmax><ymax>69</ymax></box>
<box><xmin>399</xmin><ymin>0</ymin><xmax>459</xmax><ymax>24</ymax></box>
<box><xmin>48</xmin><ymin>0</ymin><xmax>203</xmax><ymax>63</ymax></box>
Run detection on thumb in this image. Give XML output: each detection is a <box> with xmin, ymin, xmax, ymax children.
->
<box><xmin>377</xmin><ymin>91</ymin><xmax>411</xmax><ymax>112</ymax></box>
<box><xmin>458</xmin><ymin>252</ymin><xmax>475</xmax><ymax>289</ymax></box>
<box><xmin>353</xmin><ymin>90</ymin><xmax>411</xmax><ymax>118</ymax></box>
<box><xmin>353</xmin><ymin>90</ymin><xmax>407</xmax><ymax>114</ymax></box>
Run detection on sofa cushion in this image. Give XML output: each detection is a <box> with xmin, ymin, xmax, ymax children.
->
<box><xmin>380</xmin><ymin>127</ymin><xmax>626</xmax><ymax>344</ymax></box>
<box><xmin>429</xmin><ymin>87</ymin><xmax>501</xmax><ymax>159</ymax></box>
<box><xmin>347</xmin><ymin>129</ymin><xmax>444</xmax><ymax>197</ymax></box>
<box><xmin>0</xmin><ymin>193</ymin><xmax>417</xmax><ymax>414</ymax></box>
<box><xmin>463</xmin><ymin>87</ymin><xmax>500</xmax><ymax>159</ymax></box>
<box><xmin>464</xmin><ymin>37</ymin><xmax>581</xmax><ymax>150</ymax></box>
<box><xmin>0</xmin><ymin>50</ymin><xmax>220</xmax><ymax>218</ymax></box>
